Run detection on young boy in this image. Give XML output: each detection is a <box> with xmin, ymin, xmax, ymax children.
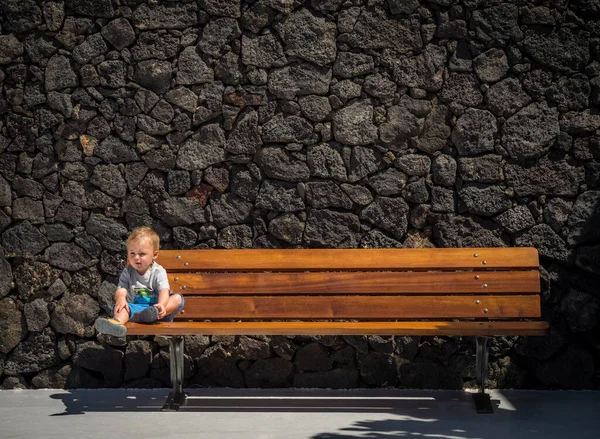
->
<box><xmin>95</xmin><ymin>226</ymin><xmax>184</xmax><ymax>337</ymax></box>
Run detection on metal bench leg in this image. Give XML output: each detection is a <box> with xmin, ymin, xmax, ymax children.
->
<box><xmin>162</xmin><ymin>336</ymin><xmax>187</xmax><ymax>411</ymax></box>
<box><xmin>472</xmin><ymin>336</ymin><xmax>493</xmax><ymax>413</ymax></box>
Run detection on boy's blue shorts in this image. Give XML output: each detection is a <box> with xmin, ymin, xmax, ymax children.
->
<box><xmin>126</xmin><ymin>294</ymin><xmax>185</xmax><ymax>322</ymax></box>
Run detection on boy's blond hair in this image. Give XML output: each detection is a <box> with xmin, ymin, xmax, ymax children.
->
<box><xmin>127</xmin><ymin>226</ymin><xmax>160</xmax><ymax>251</ymax></box>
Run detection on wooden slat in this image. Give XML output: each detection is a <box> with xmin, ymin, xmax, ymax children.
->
<box><xmin>178</xmin><ymin>295</ymin><xmax>541</xmax><ymax>319</ymax></box>
<box><xmin>125</xmin><ymin>320</ymin><xmax>549</xmax><ymax>336</ymax></box>
<box><xmin>157</xmin><ymin>248</ymin><xmax>539</xmax><ymax>272</ymax></box>
<box><xmin>169</xmin><ymin>271</ymin><xmax>540</xmax><ymax>294</ymax></box>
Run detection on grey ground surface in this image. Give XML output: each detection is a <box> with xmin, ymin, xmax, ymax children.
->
<box><xmin>1</xmin><ymin>388</ymin><xmax>598</xmax><ymax>439</ymax></box>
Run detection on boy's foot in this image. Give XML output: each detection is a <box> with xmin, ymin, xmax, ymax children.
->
<box><xmin>95</xmin><ymin>318</ymin><xmax>127</xmax><ymax>337</ymax></box>
<box><xmin>131</xmin><ymin>306</ymin><xmax>159</xmax><ymax>323</ymax></box>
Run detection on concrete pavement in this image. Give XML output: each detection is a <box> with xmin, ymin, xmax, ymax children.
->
<box><xmin>1</xmin><ymin>388</ymin><xmax>598</xmax><ymax>439</ymax></box>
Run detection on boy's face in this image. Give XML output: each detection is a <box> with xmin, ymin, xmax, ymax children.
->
<box><xmin>127</xmin><ymin>237</ymin><xmax>158</xmax><ymax>275</ymax></box>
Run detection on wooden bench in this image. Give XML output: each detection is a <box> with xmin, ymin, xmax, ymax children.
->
<box><xmin>125</xmin><ymin>247</ymin><xmax>548</xmax><ymax>412</ymax></box>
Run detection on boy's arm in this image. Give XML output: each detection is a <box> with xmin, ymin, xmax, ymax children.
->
<box><xmin>114</xmin><ymin>287</ymin><xmax>128</xmax><ymax>313</ymax></box>
<box><xmin>155</xmin><ymin>288</ymin><xmax>170</xmax><ymax>319</ymax></box>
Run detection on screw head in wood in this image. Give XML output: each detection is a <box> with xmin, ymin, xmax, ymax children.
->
<box><xmin>474</xmin><ymin>275</ymin><xmax>480</xmax><ymax>280</ymax></box>
<box><xmin>184</xmin><ymin>262</ymin><xmax>189</xmax><ymax>266</ymax></box>
<box><xmin>181</xmin><ymin>285</ymin><xmax>186</xmax><ymax>290</ymax></box>
<box><xmin>473</xmin><ymin>253</ymin><xmax>479</xmax><ymax>258</ymax></box>
<box><xmin>475</xmin><ymin>300</ymin><xmax>481</xmax><ymax>305</ymax></box>
<box><xmin>174</xmin><ymin>277</ymin><xmax>179</xmax><ymax>281</ymax></box>
<box><xmin>483</xmin><ymin>308</ymin><xmax>488</xmax><ymax>313</ymax></box>
<box><xmin>482</xmin><ymin>260</ymin><xmax>487</xmax><ymax>265</ymax></box>
<box><xmin>483</xmin><ymin>284</ymin><xmax>488</xmax><ymax>288</ymax></box>
<box><xmin>176</xmin><ymin>255</ymin><xmax>181</xmax><ymax>259</ymax></box>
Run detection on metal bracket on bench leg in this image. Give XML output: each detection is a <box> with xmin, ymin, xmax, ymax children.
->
<box><xmin>162</xmin><ymin>335</ymin><xmax>187</xmax><ymax>411</ymax></box>
<box><xmin>472</xmin><ymin>336</ymin><xmax>493</xmax><ymax>414</ymax></box>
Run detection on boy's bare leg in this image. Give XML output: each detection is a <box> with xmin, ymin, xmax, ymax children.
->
<box><xmin>163</xmin><ymin>294</ymin><xmax>183</xmax><ymax>316</ymax></box>
<box><xmin>94</xmin><ymin>306</ymin><xmax>130</xmax><ymax>336</ymax></box>
<box><xmin>113</xmin><ymin>307</ymin><xmax>130</xmax><ymax>324</ymax></box>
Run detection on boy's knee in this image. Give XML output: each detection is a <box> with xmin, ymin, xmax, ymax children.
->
<box><xmin>171</xmin><ymin>293</ymin><xmax>183</xmax><ymax>306</ymax></box>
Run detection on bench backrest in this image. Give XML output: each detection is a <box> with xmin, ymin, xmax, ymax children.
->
<box><xmin>156</xmin><ymin>247</ymin><xmax>541</xmax><ymax>323</ymax></box>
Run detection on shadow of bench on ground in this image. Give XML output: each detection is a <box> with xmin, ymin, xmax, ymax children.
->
<box><xmin>49</xmin><ymin>388</ymin><xmax>492</xmax><ymax>415</ymax></box>
<box><xmin>47</xmin><ymin>389</ymin><xmax>598</xmax><ymax>439</ymax></box>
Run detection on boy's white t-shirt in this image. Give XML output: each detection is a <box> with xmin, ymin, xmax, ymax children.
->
<box><xmin>118</xmin><ymin>262</ymin><xmax>170</xmax><ymax>304</ymax></box>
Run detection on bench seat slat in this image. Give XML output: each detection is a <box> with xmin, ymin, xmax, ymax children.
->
<box><xmin>178</xmin><ymin>295</ymin><xmax>541</xmax><ymax>319</ymax></box>
<box><xmin>125</xmin><ymin>321</ymin><xmax>549</xmax><ymax>337</ymax></box>
<box><xmin>170</xmin><ymin>271</ymin><xmax>540</xmax><ymax>295</ymax></box>
<box><xmin>157</xmin><ymin>248</ymin><xmax>539</xmax><ymax>272</ymax></box>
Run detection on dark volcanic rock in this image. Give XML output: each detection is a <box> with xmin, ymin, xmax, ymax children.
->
<box><xmin>392</xmin><ymin>45</ymin><xmax>446</xmax><ymax>92</ymax></box>
<box><xmin>133</xmin><ymin>3</ymin><xmax>197</xmax><ymax>29</ymax></box>
<box><xmin>304</xmin><ymin>209</ymin><xmax>360</xmax><ymax>247</ymax></box>
<box><xmin>0</xmin><ymin>246</ymin><xmax>12</xmax><ymax>299</ymax></box>
<box><xmin>452</xmin><ymin>108</ymin><xmax>497</xmax><ymax>156</ymax></box>
<box><xmin>226</xmin><ymin>110</ymin><xmax>262</xmax><ymax>154</ymax></box>
<box><xmin>2</xmin><ymin>221</ymin><xmax>48</xmax><ymax>257</ymax></box>
<box><xmin>433</xmin><ymin>215</ymin><xmax>505</xmax><ymax>248</ymax></box>
<box><xmin>358</xmin><ymin>352</ymin><xmax>398</xmax><ymax>386</ymax></box>
<box><xmin>4</xmin><ymin>328</ymin><xmax>60</xmax><ymax>375</ymax></box>
<box><xmin>72</xmin><ymin>33</ymin><xmax>108</xmax><ymax>64</ymax></box>
<box><xmin>210</xmin><ymin>193</ymin><xmax>253</xmax><ymax>228</ymax></box>
<box><xmin>505</xmin><ymin>158</ymin><xmax>584</xmax><ymax>197</ymax></box>
<box><xmin>45</xmin><ymin>243</ymin><xmax>91</xmax><ymax>271</ymax></box>
<box><xmin>85</xmin><ymin>214</ymin><xmax>128</xmax><ymax>252</ymax></box>
<box><xmin>197</xmin><ymin>18</ymin><xmax>241</xmax><ymax>57</ymax></box>
<box><xmin>72</xmin><ymin>341</ymin><xmax>123</xmax><ymax>387</ymax></box>
<box><xmin>515</xmin><ymin>224</ymin><xmax>574</xmax><ymax>263</ymax></box>
<box><xmin>459</xmin><ymin>184</ymin><xmax>511</xmax><ymax>217</ymax></box>
<box><xmin>502</xmin><ymin>103</ymin><xmax>559</xmax><ymax>160</ymax></box>
<box><xmin>341</xmin><ymin>10</ymin><xmax>421</xmax><ymax>52</ymax></box>
<box><xmin>256</xmin><ymin>147</ymin><xmax>310</xmax><ymax>182</ymax></box>
<box><xmin>333</xmin><ymin>101</ymin><xmax>378</xmax><ymax>146</ymax></box>
<box><xmin>151</xmin><ymin>197</ymin><xmax>206</xmax><ymax>227</ymax></box>
<box><xmin>263</xmin><ymin>115</ymin><xmax>317</xmax><ymax>145</ymax></box>
<box><xmin>2</xmin><ymin>0</ymin><xmax>43</xmax><ymax>32</ymax></box>
<box><xmin>244</xmin><ymin>357</ymin><xmax>294</xmax><ymax>388</ymax></box>
<box><xmin>177</xmin><ymin>125</ymin><xmax>226</xmax><ymax>170</ymax></box>
<box><xmin>102</xmin><ymin>18</ymin><xmax>136</xmax><ymax>50</ymax></box>
<box><xmin>202</xmin><ymin>0</ymin><xmax>241</xmax><ymax>18</ymax></box>
<box><xmin>51</xmin><ymin>293</ymin><xmax>99</xmax><ymax>337</ymax></box>
<box><xmin>0</xmin><ymin>298</ymin><xmax>25</xmax><ymax>355</ymax></box>
<box><xmin>281</xmin><ymin>8</ymin><xmax>337</xmax><ymax>66</ymax></box>
<box><xmin>256</xmin><ymin>180</ymin><xmax>305</xmax><ymax>212</ymax></box>
<box><xmin>471</xmin><ymin>3</ymin><xmax>522</xmax><ymax>45</ymax></box>
<box><xmin>177</xmin><ymin>47</ymin><xmax>214</xmax><ymax>85</ymax></box>
<box><xmin>65</xmin><ymin>0</ymin><xmax>114</xmax><ymax>18</ymax></box>
<box><xmin>45</xmin><ymin>55</ymin><xmax>78</xmax><ymax>92</ymax></box>
<box><xmin>486</xmin><ymin>78</ymin><xmax>532</xmax><ymax>117</ymax></box>
<box><xmin>523</xmin><ymin>28</ymin><xmax>590</xmax><ymax>73</ymax></box>
<box><xmin>134</xmin><ymin>60</ymin><xmax>172</xmax><ymax>94</ymax></box>
<box><xmin>268</xmin><ymin>63</ymin><xmax>332</xmax><ymax>99</ymax></box>
<box><xmin>360</xmin><ymin>197</ymin><xmax>409</xmax><ymax>241</ymax></box>
<box><xmin>268</xmin><ymin>213</ymin><xmax>305</xmax><ymax>245</ymax></box>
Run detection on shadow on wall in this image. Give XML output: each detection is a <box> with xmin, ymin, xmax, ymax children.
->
<box><xmin>525</xmin><ymin>191</ymin><xmax>600</xmax><ymax>390</ymax></box>
<box><xmin>570</xmin><ymin>192</ymin><xmax>600</xmax><ymax>278</ymax></box>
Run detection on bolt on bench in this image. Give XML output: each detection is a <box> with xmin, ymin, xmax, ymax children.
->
<box><xmin>125</xmin><ymin>247</ymin><xmax>548</xmax><ymax>412</ymax></box>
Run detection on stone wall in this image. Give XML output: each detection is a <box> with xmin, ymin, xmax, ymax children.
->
<box><xmin>0</xmin><ymin>0</ymin><xmax>599</xmax><ymax>390</ymax></box>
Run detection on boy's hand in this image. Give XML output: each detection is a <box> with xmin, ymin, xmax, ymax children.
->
<box><xmin>154</xmin><ymin>303</ymin><xmax>166</xmax><ymax>319</ymax></box>
<box><xmin>114</xmin><ymin>298</ymin><xmax>128</xmax><ymax>314</ymax></box>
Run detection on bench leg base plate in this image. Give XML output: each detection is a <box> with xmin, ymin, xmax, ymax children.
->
<box><xmin>472</xmin><ymin>392</ymin><xmax>493</xmax><ymax>414</ymax></box>
<box><xmin>162</xmin><ymin>391</ymin><xmax>187</xmax><ymax>412</ymax></box>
